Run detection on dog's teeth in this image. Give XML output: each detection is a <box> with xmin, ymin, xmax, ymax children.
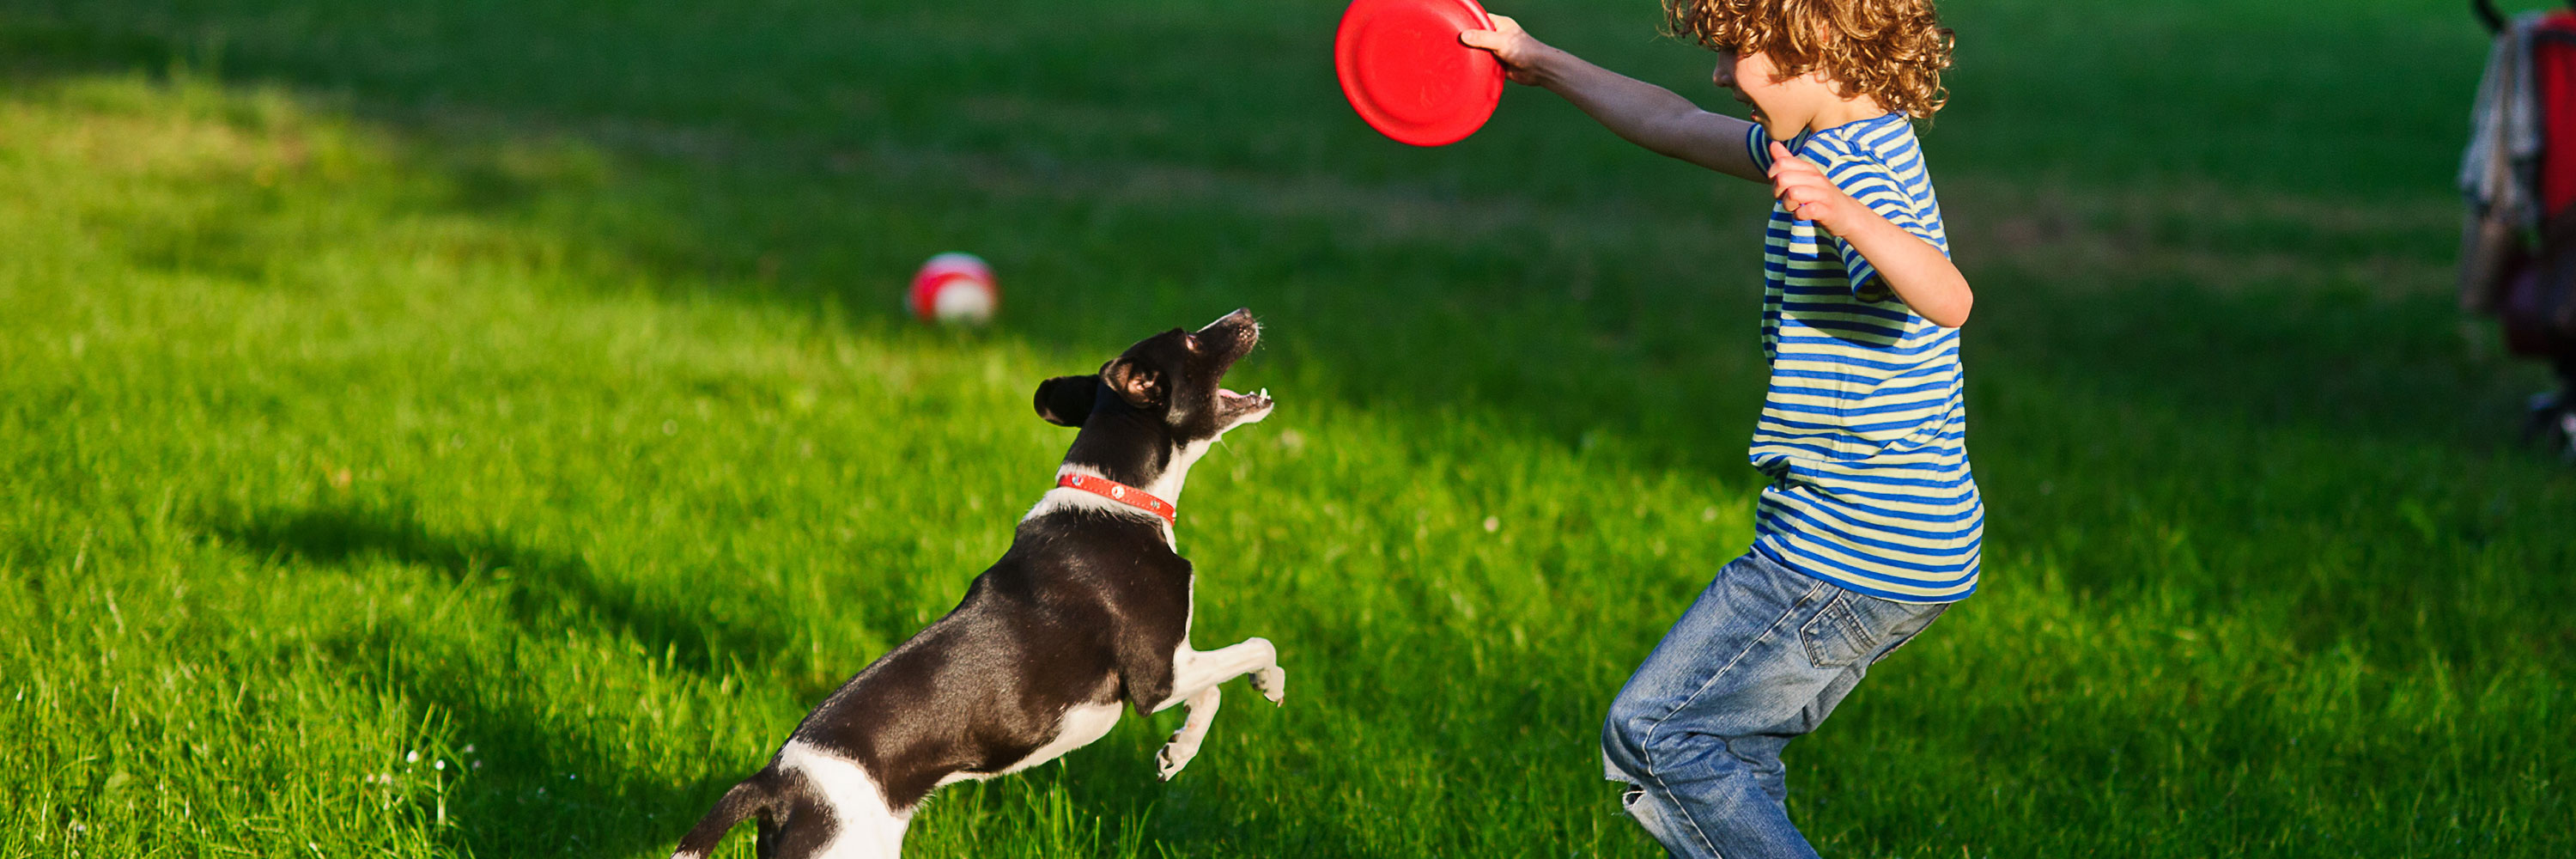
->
<box><xmin>1258</xmin><ymin>387</ymin><xmax>1269</xmax><ymax>399</ymax></box>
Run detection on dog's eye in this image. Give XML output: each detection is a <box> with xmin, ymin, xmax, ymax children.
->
<box><xmin>1183</xmin><ymin>333</ymin><xmax>1200</xmax><ymax>351</ymax></box>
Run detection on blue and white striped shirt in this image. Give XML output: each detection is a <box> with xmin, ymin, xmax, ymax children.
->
<box><xmin>1744</xmin><ymin>114</ymin><xmax>1982</xmax><ymax>603</ymax></box>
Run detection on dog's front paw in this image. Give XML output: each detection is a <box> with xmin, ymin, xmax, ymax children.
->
<box><xmin>1251</xmin><ymin>665</ymin><xmax>1286</xmax><ymax>705</ymax></box>
<box><xmin>1156</xmin><ymin>734</ymin><xmax>1201</xmax><ymax>781</ymax></box>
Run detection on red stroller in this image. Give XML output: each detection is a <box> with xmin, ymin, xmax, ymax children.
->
<box><xmin>2463</xmin><ymin>0</ymin><xmax>2576</xmax><ymax>457</ymax></box>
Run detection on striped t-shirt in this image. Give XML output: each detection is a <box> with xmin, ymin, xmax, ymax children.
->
<box><xmin>1743</xmin><ymin>113</ymin><xmax>1982</xmax><ymax>603</ymax></box>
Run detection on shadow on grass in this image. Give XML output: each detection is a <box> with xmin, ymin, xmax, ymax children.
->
<box><xmin>306</xmin><ymin>621</ymin><xmax>737</xmax><ymax>858</ymax></box>
<box><xmin>200</xmin><ymin>502</ymin><xmax>789</xmax><ymax>855</ymax></box>
<box><xmin>920</xmin><ymin>735</ymin><xmax>1420</xmax><ymax>859</ymax></box>
<box><xmin>205</xmin><ymin>503</ymin><xmax>790</xmax><ymax>677</ymax></box>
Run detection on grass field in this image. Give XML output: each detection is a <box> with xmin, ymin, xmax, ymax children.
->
<box><xmin>2</xmin><ymin>0</ymin><xmax>2571</xmax><ymax>856</ymax></box>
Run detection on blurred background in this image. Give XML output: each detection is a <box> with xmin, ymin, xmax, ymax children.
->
<box><xmin>0</xmin><ymin>0</ymin><xmax>2567</xmax><ymax>856</ymax></box>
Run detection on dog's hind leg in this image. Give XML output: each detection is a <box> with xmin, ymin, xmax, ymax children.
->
<box><xmin>1156</xmin><ymin>685</ymin><xmax>1221</xmax><ymax>780</ymax></box>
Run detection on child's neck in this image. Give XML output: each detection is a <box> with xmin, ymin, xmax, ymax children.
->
<box><xmin>1801</xmin><ymin>96</ymin><xmax>1891</xmax><ymax>137</ymax></box>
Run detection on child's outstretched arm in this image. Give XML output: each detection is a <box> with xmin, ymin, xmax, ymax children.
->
<box><xmin>1767</xmin><ymin>141</ymin><xmax>1973</xmax><ymax>326</ymax></box>
<box><xmin>1461</xmin><ymin>16</ymin><xmax>1761</xmax><ymax>181</ymax></box>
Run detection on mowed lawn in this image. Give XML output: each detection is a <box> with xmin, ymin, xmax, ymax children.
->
<box><xmin>2</xmin><ymin>0</ymin><xmax>2569</xmax><ymax>856</ymax></box>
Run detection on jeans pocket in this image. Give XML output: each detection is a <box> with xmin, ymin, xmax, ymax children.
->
<box><xmin>1870</xmin><ymin>603</ymin><xmax>1947</xmax><ymax>666</ymax></box>
<box><xmin>1802</xmin><ymin>593</ymin><xmax>1948</xmax><ymax>668</ymax></box>
<box><xmin>1799</xmin><ymin>594</ymin><xmax>1878</xmax><ymax>668</ymax></box>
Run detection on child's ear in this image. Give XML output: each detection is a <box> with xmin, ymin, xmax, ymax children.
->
<box><xmin>1035</xmin><ymin>375</ymin><xmax>1101</xmax><ymax>427</ymax></box>
<box><xmin>1099</xmin><ymin>358</ymin><xmax>1164</xmax><ymax>409</ymax></box>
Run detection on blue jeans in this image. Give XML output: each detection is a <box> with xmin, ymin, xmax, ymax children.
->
<box><xmin>1601</xmin><ymin>551</ymin><xmax>1948</xmax><ymax>859</ymax></box>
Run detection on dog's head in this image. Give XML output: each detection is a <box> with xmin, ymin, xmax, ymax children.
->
<box><xmin>1033</xmin><ymin>309</ymin><xmax>1272</xmax><ymax>483</ymax></box>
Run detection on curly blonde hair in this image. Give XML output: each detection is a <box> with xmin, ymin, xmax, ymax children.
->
<box><xmin>1664</xmin><ymin>0</ymin><xmax>1954</xmax><ymax>119</ymax></box>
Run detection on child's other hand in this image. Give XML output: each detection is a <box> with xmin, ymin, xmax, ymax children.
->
<box><xmin>1459</xmin><ymin>15</ymin><xmax>1550</xmax><ymax>86</ymax></box>
<box><xmin>1768</xmin><ymin>142</ymin><xmax>1858</xmax><ymax>230</ymax></box>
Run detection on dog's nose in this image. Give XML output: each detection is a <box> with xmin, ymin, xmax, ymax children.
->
<box><xmin>1204</xmin><ymin>308</ymin><xmax>1257</xmax><ymax>332</ymax></box>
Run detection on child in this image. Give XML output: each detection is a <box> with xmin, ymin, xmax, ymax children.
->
<box><xmin>1461</xmin><ymin>1</ymin><xmax>1980</xmax><ymax>856</ymax></box>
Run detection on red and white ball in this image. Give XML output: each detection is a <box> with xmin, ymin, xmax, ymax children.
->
<box><xmin>907</xmin><ymin>252</ymin><xmax>998</xmax><ymax>326</ymax></box>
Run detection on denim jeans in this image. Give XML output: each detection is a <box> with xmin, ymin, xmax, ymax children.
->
<box><xmin>1601</xmin><ymin>551</ymin><xmax>1948</xmax><ymax>859</ymax></box>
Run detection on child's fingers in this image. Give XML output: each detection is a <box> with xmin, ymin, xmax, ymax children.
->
<box><xmin>1771</xmin><ymin>170</ymin><xmax>1822</xmax><ymax>203</ymax></box>
<box><xmin>1770</xmin><ymin>144</ymin><xmax>1818</xmax><ymax>174</ymax></box>
<box><xmin>1767</xmin><ymin>143</ymin><xmax>1829</xmax><ymax>189</ymax></box>
<box><xmin>1768</xmin><ymin>142</ymin><xmax>1814</xmax><ymax>172</ymax></box>
<box><xmin>1461</xmin><ymin>15</ymin><xmax>1539</xmax><ymax>82</ymax></box>
<box><xmin>1461</xmin><ymin>14</ymin><xmax>1522</xmax><ymax>50</ymax></box>
<box><xmin>1775</xmin><ymin>178</ymin><xmax>1836</xmax><ymax>218</ymax></box>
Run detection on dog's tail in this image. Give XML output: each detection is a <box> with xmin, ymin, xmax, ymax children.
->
<box><xmin>670</xmin><ymin>772</ymin><xmax>775</xmax><ymax>859</ymax></box>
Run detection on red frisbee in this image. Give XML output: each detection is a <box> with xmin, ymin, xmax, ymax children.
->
<box><xmin>1333</xmin><ymin>0</ymin><xmax>1504</xmax><ymax>147</ymax></box>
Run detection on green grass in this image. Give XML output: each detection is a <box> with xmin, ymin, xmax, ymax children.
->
<box><xmin>1</xmin><ymin>0</ymin><xmax>2570</xmax><ymax>856</ymax></box>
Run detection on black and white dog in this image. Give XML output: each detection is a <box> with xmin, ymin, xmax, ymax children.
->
<box><xmin>671</xmin><ymin>309</ymin><xmax>1286</xmax><ymax>859</ymax></box>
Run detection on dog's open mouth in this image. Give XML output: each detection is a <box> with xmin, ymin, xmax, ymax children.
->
<box><xmin>1216</xmin><ymin>387</ymin><xmax>1274</xmax><ymax>423</ymax></box>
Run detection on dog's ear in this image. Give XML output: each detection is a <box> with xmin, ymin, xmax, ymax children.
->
<box><xmin>1035</xmin><ymin>375</ymin><xmax>1101</xmax><ymax>428</ymax></box>
<box><xmin>1099</xmin><ymin>358</ymin><xmax>1163</xmax><ymax>409</ymax></box>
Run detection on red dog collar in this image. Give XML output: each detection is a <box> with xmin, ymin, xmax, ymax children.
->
<box><xmin>1056</xmin><ymin>473</ymin><xmax>1177</xmax><ymax>524</ymax></box>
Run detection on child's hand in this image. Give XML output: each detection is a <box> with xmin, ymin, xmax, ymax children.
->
<box><xmin>1459</xmin><ymin>15</ymin><xmax>1552</xmax><ymax>86</ymax></box>
<box><xmin>1768</xmin><ymin>141</ymin><xmax>1860</xmax><ymax>231</ymax></box>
